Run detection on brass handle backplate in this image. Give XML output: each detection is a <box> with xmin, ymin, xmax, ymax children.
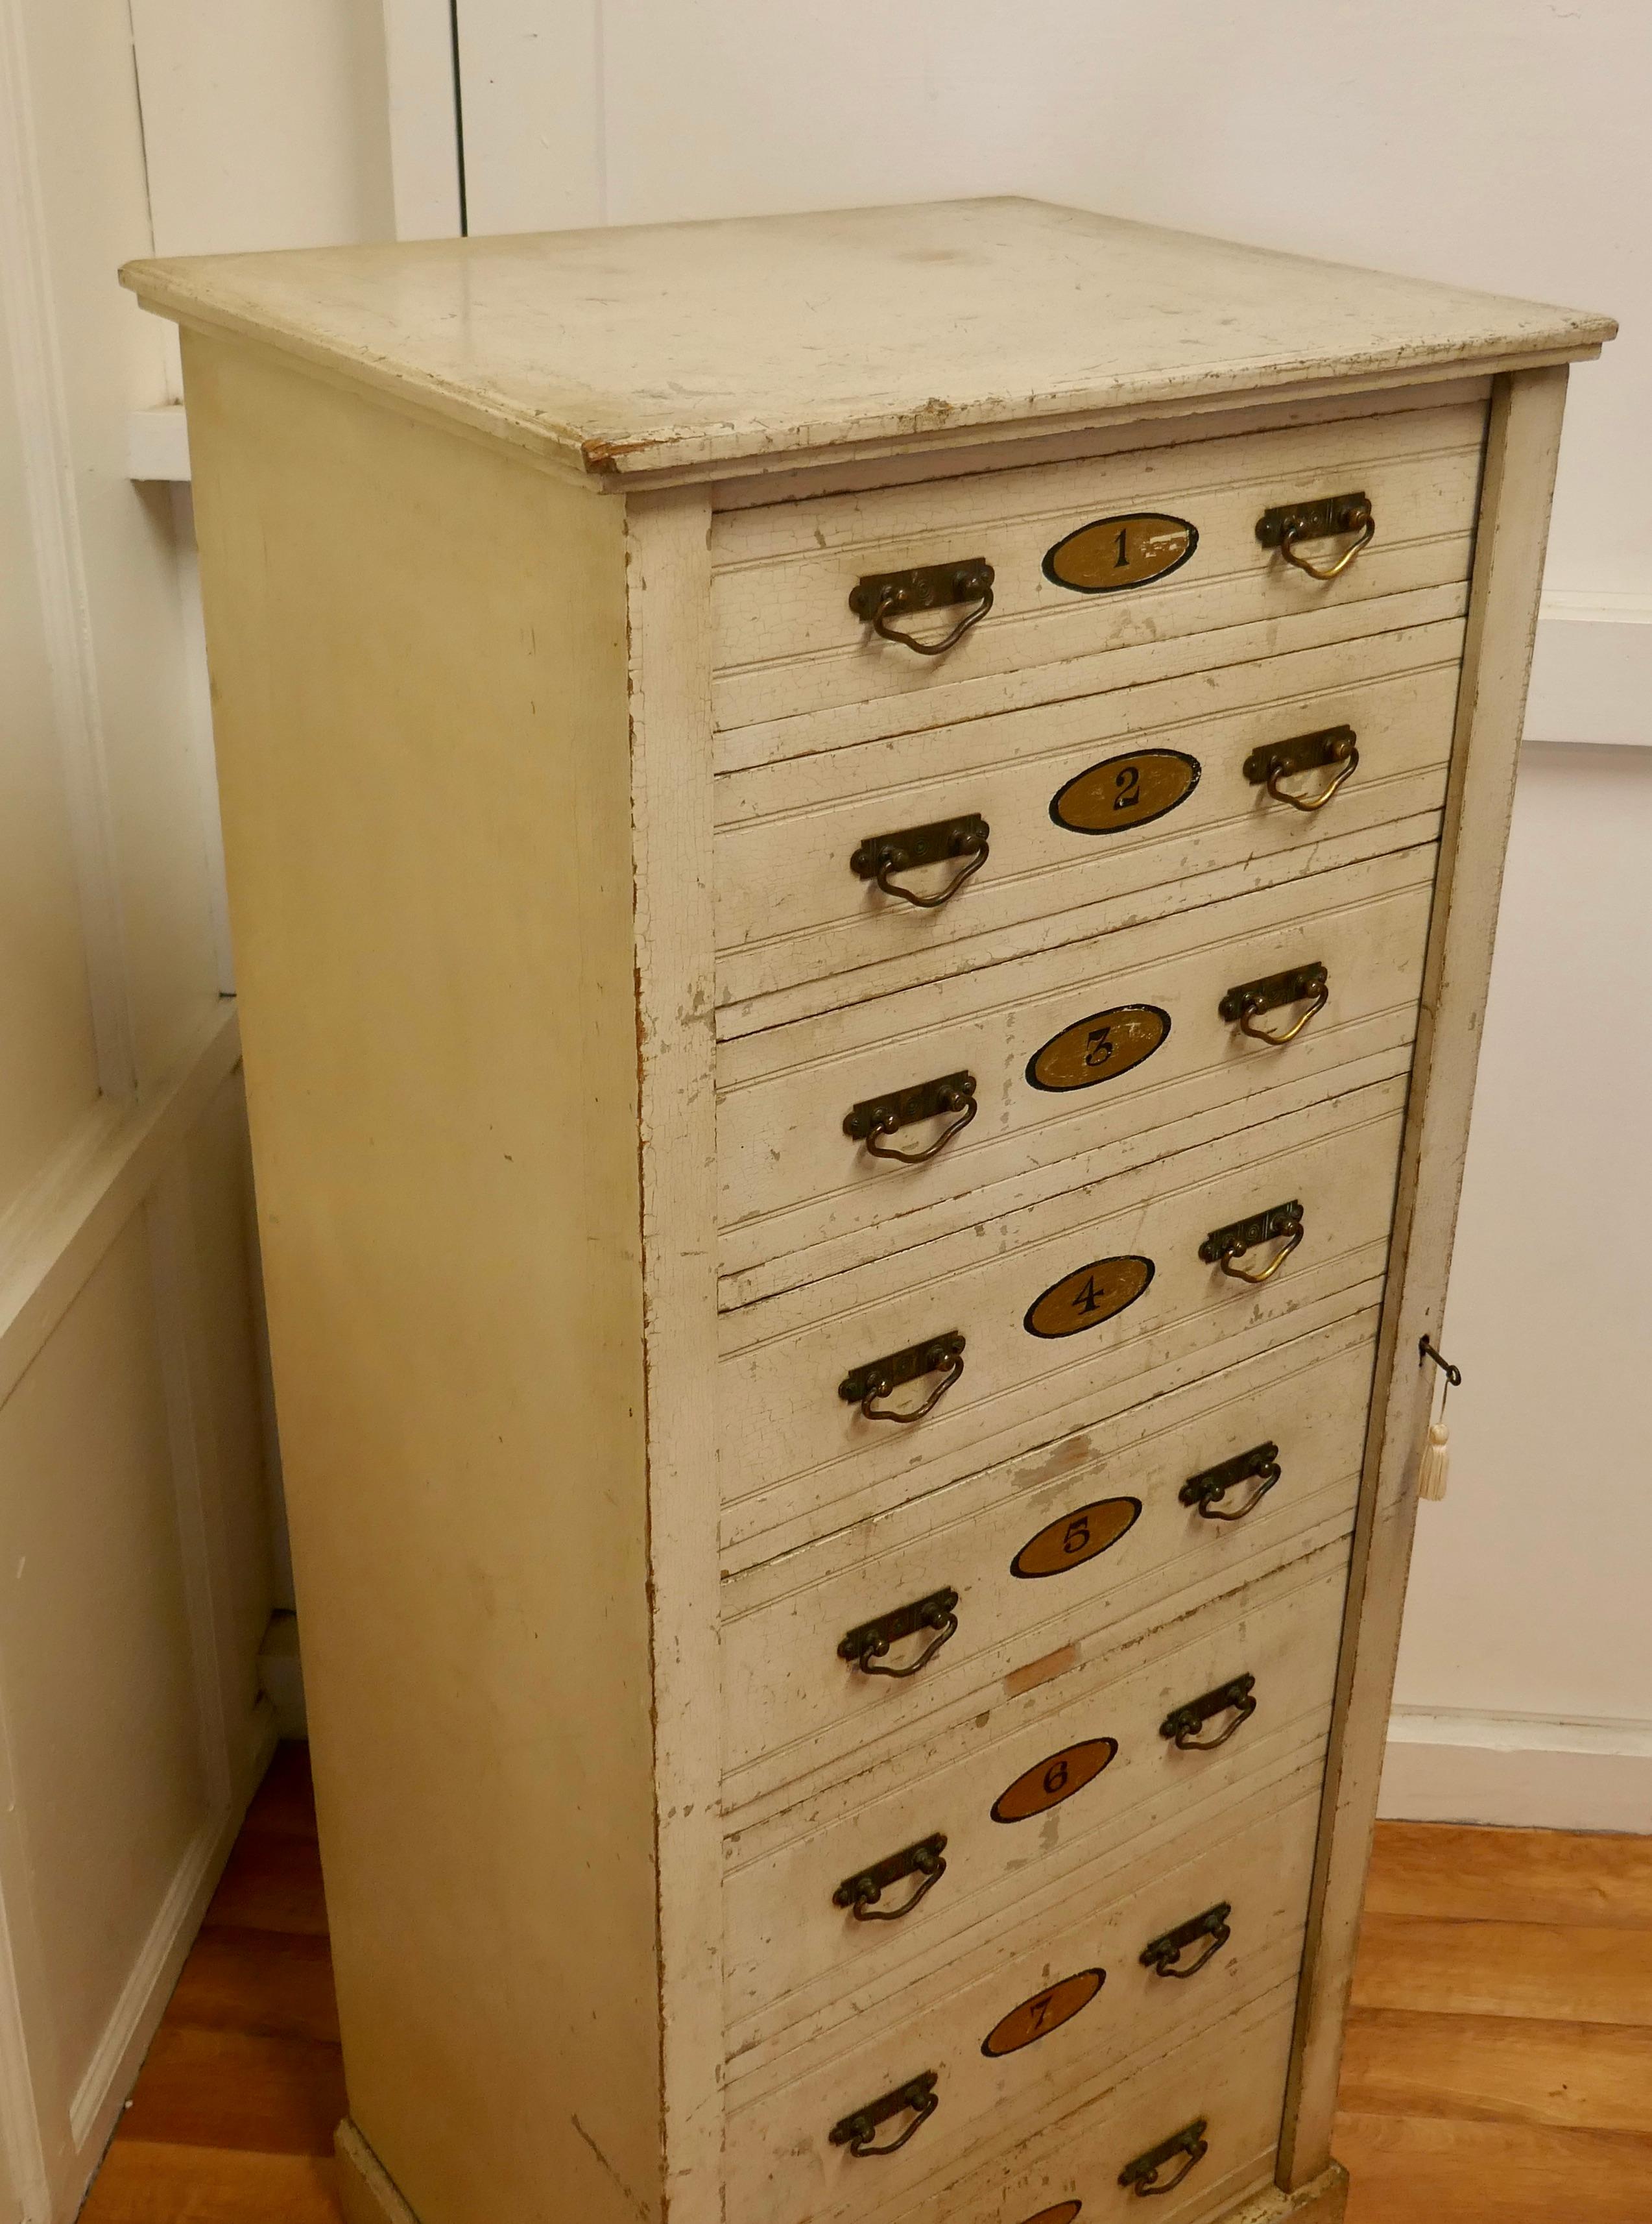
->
<box><xmin>1140</xmin><ymin>1902</ymin><xmax>1232</xmax><ymax>1979</ymax></box>
<box><xmin>839</xmin><ymin>1588</ymin><xmax>960</xmax><ymax>1679</ymax></box>
<box><xmin>1119</xmin><ymin>2119</ymin><xmax>1210</xmax><ymax>2197</ymax></box>
<box><xmin>1257</xmin><ymin>492</ymin><xmax>1374</xmax><ymax>581</ymax></box>
<box><xmin>850</xmin><ymin>558</ymin><xmax>995</xmax><ymax>655</ymax></box>
<box><xmin>1180</xmin><ymin>1442</ymin><xmax>1281</xmax><ymax>1522</ymax></box>
<box><xmin>1160</xmin><ymin>1674</ymin><xmax>1257</xmax><ymax>1752</ymax></box>
<box><xmin>830</xmin><ymin>2071</ymin><xmax>939</xmax><ymax>2157</ymax></box>
<box><xmin>844</xmin><ymin>1072</ymin><xmax>978</xmax><ymax>1163</ymax></box>
<box><xmin>839</xmin><ymin>1332</ymin><xmax>966</xmax><ymax>1423</ymax></box>
<box><xmin>1201</xmin><ymin>1200</ymin><xmax>1304</xmax><ymax>1285</ymax></box>
<box><xmin>1219</xmin><ymin>963</ymin><xmax>1329</xmax><ymax>1046</ymax></box>
<box><xmin>850</xmin><ymin>813</ymin><xmax>990</xmax><ymax>908</ymax></box>
<box><xmin>1242</xmin><ymin>724</ymin><xmax>1359</xmax><ymax>813</ymax></box>
<box><xmin>834</xmin><ymin>1831</ymin><xmax>948</xmax><ymax>1921</ymax></box>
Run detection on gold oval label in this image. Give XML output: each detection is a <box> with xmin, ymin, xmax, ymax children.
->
<box><xmin>1011</xmin><ymin>1497</ymin><xmax>1141</xmax><ymax>1580</ymax></box>
<box><xmin>1018</xmin><ymin>2207</ymin><xmax>1082</xmax><ymax>2224</ymax></box>
<box><xmin>1027</xmin><ymin>1004</ymin><xmax>1169</xmax><ymax>1093</ymax></box>
<box><xmin>1024</xmin><ymin>1256</ymin><xmax>1153</xmax><ymax>1340</ymax></box>
<box><xmin>982</xmin><ymin>1968</ymin><xmax>1105</xmax><ymax>2059</ymax></box>
<box><xmin>1044</xmin><ymin>513</ymin><xmax>1198</xmax><ymax>594</ymax></box>
<box><xmin>1051</xmin><ymin>748</ymin><xmax>1202</xmax><ymax>835</ymax></box>
<box><xmin>991</xmin><ymin>1737</ymin><xmax>1116</xmax><ymax>1824</ymax></box>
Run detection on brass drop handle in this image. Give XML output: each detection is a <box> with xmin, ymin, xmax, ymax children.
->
<box><xmin>839</xmin><ymin>1589</ymin><xmax>959</xmax><ymax>1680</ymax></box>
<box><xmin>850</xmin><ymin>558</ymin><xmax>995</xmax><ymax>657</ymax></box>
<box><xmin>1258</xmin><ymin>492</ymin><xmax>1374</xmax><ymax>583</ymax></box>
<box><xmin>834</xmin><ymin>1832</ymin><xmax>948</xmax><ymax>1922</ymax></box>
<box><xmin>851</xmin><ymin>815</ymin><xmax>991</xmax><ymax>910</ymax></box>
<box><xmin>1119</xmin><ymin>2121</ymin><xmax>1210</xmax><ymax>2197</ymax></box>
<box><xmin>1160</xmin><ymin>1674</ymin><xmax>1257</xmax><ymax>1752</ymax></box>
<box><xmin>1180</xmin><ymin>1444</ymin><xmax>1281</xmax><ymax>1522</ymax></box>
<box><xmin>839</xmin><ymin>1333</ymin><xmax>966</xmax><ymax>1425</ymax></box>
<box><xmin>1140</xmin><ymin>1902</ymin><xmax>1232</xmax><ymax>1980</ymax></box>
<box><xmin>830</xmin><ymin>2072</ymin><xmax>939</xmax><ymax>2158</ymax></box>
<box><xmin>1220</xmin><ymin>963</ymin><xmax>1329</xmax><ymax>1046</ymax></box>
<box><xmin>1201</xmin><ymin>1202</ymin><xmax>1304</xmax><ymax>1285</ymax></box>
<box><xmin>845</xmin><ymin>1072</ymin><xmax>978</xmax><ymax>1165</ymax></box>
<box><xmin>1243</xmin><ymin>725</ymin><xmax>1360</xmax><ymax>815</ymax></box>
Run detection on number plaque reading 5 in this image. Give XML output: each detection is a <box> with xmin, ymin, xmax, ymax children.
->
<box><xmin>1011</xmin><ymin>1497</ymin><xmax>1141</xmax><ymax>1579</ymax></box>
<box><xmin>1024</xmin><ymin>1256</ymin><xmax>1153</xmax><ymax>1340</ymax></box>
<box><xmin>1043</xmin><ymin>513</ymin><xmax>1199</xmax><ymax>593</ymax></box>
<box><xmin>991</xmin><ymin>1736</ymin><xmax>1117</xmax><ymax>1823</ymax></box>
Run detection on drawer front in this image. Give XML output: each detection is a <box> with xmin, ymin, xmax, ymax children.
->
<box><xmin>863</xmin><ymin>1981</ymin><xmax>1299</xmax><ymax>2224</ymax></box>
<box><xmin>724</xmin><ymin>1542</ymin><xmax>1347</xmax><ymax>2048</ymax></box>
<box><xmin>725</xmin><ymin>1777</ymin><xmax>1319</xmax><ymax>2221</ymax></box>
<box><xmin>722</xmin><ymin>1324</ymin><xmax>1374</xmax><ymax>1793</ymax></box>
<box><xmin>719</xmin><ymin>1080</ymin><xmax>1403</xmax><ymax>1555</ymax></box>
<box><xmin>715</xmin><ymin>621</ymin><xmax>1459</xmax><ymax>1019</ymax></box>
<box><xmin>710</xmin><ymin>398</ymin><xmax>1483</xmax><ymax>751</ymax></box>
<box><xmin>718</xmin><ymin>848</ymin><xmax>1432</xmax><ymax>1296</ymax></box>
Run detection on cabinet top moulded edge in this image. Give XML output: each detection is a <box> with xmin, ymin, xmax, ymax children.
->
<box><xmin>119</xmin><ymin>197</ymin><xmax>1614</xmax><ymax>490</ymax></box>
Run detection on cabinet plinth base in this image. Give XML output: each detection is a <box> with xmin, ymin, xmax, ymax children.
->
<box><xmin>1232</xmin><ymin>2162</ymin><xmax>1351</xmax><ymax>2224</ymax></box>
<box><xmin>335</xmin><ymin>2121</ymin><xmax>422</xmax><ymax>2224</ymax></box>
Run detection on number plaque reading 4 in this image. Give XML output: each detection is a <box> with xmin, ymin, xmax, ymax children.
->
<box><xmin>1051</xmin><ymin>748</ymin><xmax>1201</xmax><ymax>836</ymax></box>
<box><xmin>1043</xmin><ymin>513</ymin><xmax>1199</xmax><ymax>593</ymax></box>
<box><xmin>1024</xmin><ymin>1256</ymin><xmax>1153</xmax><ymax>1340</ymax></box>
<box><xmin>1027</xmin><ymin>1005</ymin><xmax>1169</xmax><ymax>1093</ymax></box>
<box><xmin>981</xmin><ymin>1968</ymin><xmax>1105</xmax><ymax>2058</ymax></box>
<box><xmin>991</xmin><ymin>1736</ymin><xmax>1117</xmax><ymax>1823</ymax></box>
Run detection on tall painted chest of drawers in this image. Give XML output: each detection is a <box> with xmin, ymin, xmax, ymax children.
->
<box><xmin>124</xmin><ymin>201</ymin><xmax>1612</xmax><ymax>2224</ymax></box>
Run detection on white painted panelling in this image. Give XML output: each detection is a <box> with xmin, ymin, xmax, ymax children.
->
<box><xmin>1526</xmin><ymin>598</ymin><xmax>1652</xmax><ymax>746</ymax></box>
<box><xmin>455</xmin><ymin>0</ymin><xmax>605</xmax><ymax>233</ymax></box>
<box><xmin>1381</xmin><ymin>1710</ymin><xmax>1652</xmax><ymax>1831</ymax></box>
<box><xmin>125</xmin><ymin>405</ymin><xmax>188</xmax><ymax>482</ymax></box>
<box><xmin>381</xmin><ymin>0</ymin><xmax>463</xmax><ymax>239</ymax></box>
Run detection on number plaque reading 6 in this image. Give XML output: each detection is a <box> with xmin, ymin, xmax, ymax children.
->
<box><xmin>981</xmin><ymin>1968</ymin><xmax>1105</xmax><ymax>2059</ymax></box>
<box><xmin>1026</xmin><ymin>1005</ymin><xmax>1169</xmax><ymax>1093</ymax></box>
<box><xmin>991</xmin><ymin>1736</ymin><xmax>1116</xmax><ymax>1823</ymax></box>
<box><xmin>1011</xmin><ymin>1497</ymin><xmax>1141</xmax><ymax>1579</ymax></box>
<box><xmin>1024</xmin><ymin>1256</ymin><xmax>1153</xmax><ymax>1340</ymax></box>
<box><xmin>1042</xmin><ymin>513</ymin><xmax>1198</xmax><ymax>594</ymax></box>
<box><xmin>1050</xmin><ymin>748</ymin><xmax>1201</xmax><ymax>836</ymax></box>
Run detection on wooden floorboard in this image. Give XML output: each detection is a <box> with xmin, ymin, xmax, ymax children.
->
<box><xmin>76</xmin><ymin>1744</ymin><xmax>1651</xmax><ymax>2221</ymax></box>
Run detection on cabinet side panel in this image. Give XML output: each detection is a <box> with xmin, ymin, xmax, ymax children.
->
<box><xmin>182</xmin><ymin>333</ymin><xmax>662</xmax><ymax>2224</ymax></box>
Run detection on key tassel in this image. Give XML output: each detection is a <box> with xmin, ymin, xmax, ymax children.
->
<box><xmin>1416</xmin><ymin>1419</ymin><xmax>1450</xmax><ymax>1502</ymax></box>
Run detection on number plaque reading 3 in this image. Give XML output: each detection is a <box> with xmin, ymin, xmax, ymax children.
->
<box><xmin>1026</xmin><ymin>1006</ymin><xmax>1169</xmax><ymax>1093</ymax></box>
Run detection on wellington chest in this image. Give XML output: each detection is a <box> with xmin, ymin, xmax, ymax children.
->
<box><xmin>122</xmin><ymin>199</ymin><xmax>1612</xmax><ymax>2224</ymax></box>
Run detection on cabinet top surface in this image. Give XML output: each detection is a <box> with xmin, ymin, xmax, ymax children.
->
<box><xmin>122</xmin><ymin>197</ymin><xmax>1612</xmax><ymax>485</ymax></box>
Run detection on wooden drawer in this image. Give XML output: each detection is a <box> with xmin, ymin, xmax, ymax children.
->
<box><xmin>710</xmin><ymin>397</ymin><xmax>1484</xmax><ymax>756</ymax></box>
<box><xmin>721</xmin><ymin>1322</ymin><xmax>1373</xmax><ymax>1795</ymax></box>
<box><xmin>863</xmin><ymin>1981</ymin><xmax>1300</xmax><ymax>2224</ymax></box>
<box><xmin>719</xmin><ymin>1078</ymin><xmax>1402</xmax><ymax>1558</ymax></box>
<box><xmin>715</xmin><ymin>620</ymin><xmax>1459</xmax><ymax>1022</ymax></box>
<box><xmin>724</xmin><ymin>1774</ymin><xmax>1319</xmax><ymax>2222</ymax></box>
<box><xmin>717</xmin><ymin>847</ymin><xmax>1432</xmax><ymax>1300</ymax></box>
<box><xmin>724</xmin><ymin>1540</ymin><xmax>1347</xmax><ymax>2051</ymax></box>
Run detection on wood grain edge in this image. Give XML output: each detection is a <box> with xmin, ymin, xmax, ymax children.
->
<box><xmin>626</xmin><ymin>485</ymin><xmax>724</xmax><ymax>2224</ymax></box>
<box><xmin>1225</xmin><ymin>2161</ymin><xmax>1350</xmax><ymax>2224</ymax></box>
<box><xmin>336</xmin><ymin>2120</ymin><xmax>421</xmax><ymax>2224</ymax></box>
<box><xmin>1276</xmin><ymin>364</ymin><xmax>1570</xmax><ymax>2190</ymax></box>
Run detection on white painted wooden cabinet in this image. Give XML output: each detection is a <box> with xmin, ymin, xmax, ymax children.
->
<box><xmin>121</xmin><ymin>201</ymin><xmax>1610</xmax><ymax>2224</ymax></box>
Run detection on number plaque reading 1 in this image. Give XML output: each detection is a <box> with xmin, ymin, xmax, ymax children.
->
<box><xmin>1050</xmin><ymin>747</ymin><xmax>1201</xmax><ymax>836</ymax></box>
<box><xmin>1024</xmin><ymin>1256</ymin><xmax>1153</xmax><ymax>1340</ymax></box>
<box><xmin>1043</xmin><ymin>512</ymin><xmax>1198</xmax><ymax>593</ymax></box>
<box><xmin>1011</xmin><ymin>1497</ymin><xmax>1141</xmax><ymax>1580</ymax></box>
<box><xmin>981</xmin><ymin>1968</ymin><xmax>1105</xmax><ymax>2059</ymax></box>
<box><xmin>1027</xmin><ymin>1004</ymin><xmax>1169</xmax><ymax>1093</ymax></box>
<box><xmin>991</xmin><ymin>1737</ymin><xmax>1117</xmax><ymax>1824</ymax></box>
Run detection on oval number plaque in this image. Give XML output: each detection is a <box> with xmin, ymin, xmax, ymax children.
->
<box><xmin>1011</xmin><ymin>1497</ymin><xmax>1142</xmax><ymax>1580</ymax></box>
<box><xmin>1051</xmin><ymin>748</ymin><xmax>1201</xmax><ymax>836</ymax></box>
<box><xmin>1027</xmin><ymin>1004</ymin><xmax>1169</xmax><ymax>1093</ymax></box>
<box><xmin>1024</xmin><ymin>1256</ymin><xmax>1154</xmax><ymax>1340</ymax></box>
<box><xmin>1043</xmin><ymin>512</ymin><xmax>1198</xmax><ymax>594</ymax></box>
<box><xmin>991</xmin><ymin>1737</ymin><xmax>1117</xmax><ymax>1824</ymax></box>
<box><xmin>981</xmin><ymin>1968</ymin><xmax>1105</xmax><ymax>2059</ymax></box>
<box><xmin>1018</xmin><ymin>2207</ymin><xmax>1083</xmax><ymax>2224</ymax></box>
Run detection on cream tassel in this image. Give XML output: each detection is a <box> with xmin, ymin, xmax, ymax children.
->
<box><xmin>1416</xmin><ymin>1418</ymin><xmax>1450</xmax><ymax>1502</ymax></box>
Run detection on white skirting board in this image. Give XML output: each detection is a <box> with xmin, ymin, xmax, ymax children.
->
<box><xmin>1380</xmin><ymin>1708</ymin><xmax>1652</xmax><ymax>1831</ymax></box>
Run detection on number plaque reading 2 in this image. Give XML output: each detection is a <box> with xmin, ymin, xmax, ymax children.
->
<box><xmin>1043</xmin><ymin>513</ymin><xmax>1199</xmax><ymax>593</ymax></box>
<box><xmin>1050</xmin><ymin>747</ymin><xmax>1201</xmax><ymax>835</ymax></box>
<box><xmin>1024</xmin><ymin>1256</ymin><xmax>1153</xmax><ymax>1339</ymax></box>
